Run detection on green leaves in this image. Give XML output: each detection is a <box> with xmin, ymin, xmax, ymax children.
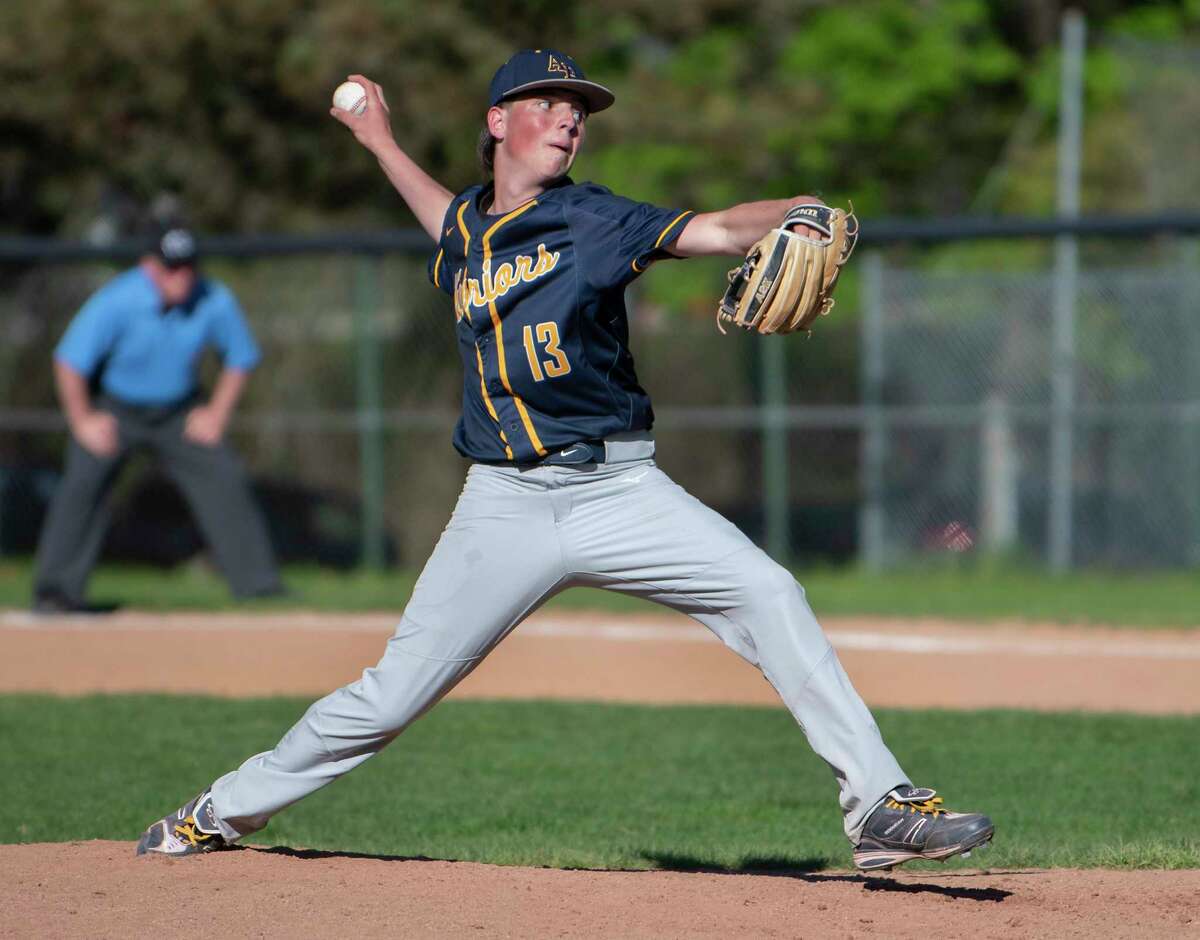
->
<box><xmin>1</xmin><ymin>1</ymin><xmax>1197</xmax><ymax>235</ymax></box>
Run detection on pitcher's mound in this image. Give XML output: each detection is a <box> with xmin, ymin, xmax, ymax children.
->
<box><xmin>3</xmin><ymin>841</ymin><xmax>1197</xmax><ymax>938</ymax></box>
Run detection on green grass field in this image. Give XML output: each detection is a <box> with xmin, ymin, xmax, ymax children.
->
<box><xmin>2</xmin><ymin>695</ymin><xmax>1197</xmax><ymax>870</ymax></box>
<box><xmin>3</xmin><ymin>558</ymin><xmax>1200</xmax><ymax>627</ymax></box>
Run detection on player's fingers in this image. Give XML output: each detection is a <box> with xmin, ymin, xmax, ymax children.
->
<box><xmin>344</xmin><ymin>75</ymin><xmax>390</xmax><ymax>118</ymax></box>
<box><xmin>329</xmin><ymin>107</ymin><xmax>355</xmax><ymax>127</ymax></box>
<box><xmin>348</xmin><ymin>74</ymin><xmax>379</xmax><ymax>104</ymax></box>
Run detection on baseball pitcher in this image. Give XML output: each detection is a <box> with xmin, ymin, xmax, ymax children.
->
<box><xmin>136</xmin><ymin>49</ymin><xmax>993</xmax><ymax>872</ymax></box>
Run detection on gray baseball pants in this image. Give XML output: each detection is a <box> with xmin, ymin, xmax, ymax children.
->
<box><xmin>210</xmin><ymin>435</ymin><xmax>908</xmax><ymax>844</ymax></box>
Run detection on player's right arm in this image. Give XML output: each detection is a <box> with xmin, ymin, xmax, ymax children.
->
<box><xmin>330</xmin><ymin>74</ymin><xmax>453</xmax><ymax>243</ymax></box>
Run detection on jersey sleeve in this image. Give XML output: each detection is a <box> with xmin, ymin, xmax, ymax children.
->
<box><xmin>566</xmin><ymin>184</ymin><xmax>694</xmax><ymax>291</ymax></box>
<box><xmin>54</xmin><ymin>280</ymin><xmax>126</xmax><ymax>376</ymax></box>
<box><xmin>207</xmin><ymin>281</ymin><xmax>262</xmax><ymax>371</ymax></box>
<box><xmin>427</xmin><ymin>198</ymin><xmax>463</xmax><ymax>296</ymax></box>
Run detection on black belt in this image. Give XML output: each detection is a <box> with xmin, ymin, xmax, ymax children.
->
<box><xmin>538</xmin><ymin>439</ymin><xmax>607</xmax><ymax>466</ymax></box>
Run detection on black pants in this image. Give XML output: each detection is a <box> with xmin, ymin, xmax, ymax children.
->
<box><xmin>33</xmin><ymin>396</ymin><xmax>281</xmax><ymax>603</ymax></box>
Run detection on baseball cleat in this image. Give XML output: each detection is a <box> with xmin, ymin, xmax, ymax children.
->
<box><xmin>135</xmin><ymin>789</ymin><xmax>227</xmax><ymax>857</ymax></box>
<box><xmin>853</xmin><ymin>786</ymin><xmax>994</xmax><ymax>872</ymax></box>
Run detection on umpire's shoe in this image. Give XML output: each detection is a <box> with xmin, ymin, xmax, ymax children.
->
<box><xmin>135</xmin><ymin>790</ymin><xmax>228</xmax><ymax>857</ymax></box>
<box><xmin>853</xmin><ymin>786</ymin><xmax>993</xmax><ymax>872</ymax></box>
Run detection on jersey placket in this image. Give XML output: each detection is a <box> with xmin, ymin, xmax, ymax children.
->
<box><xmin>457</xmin><ymin>203</ymin><xmax>513</xmax><ymax>461</ymax></box>
<box><xmin>473</xmin><ymin>202</ymin><xmax>548</xmax><ymax>462</ymax></box>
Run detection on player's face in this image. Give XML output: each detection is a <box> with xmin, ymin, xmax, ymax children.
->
<box><xmin>497</xmin><ymin>91</ymin><xmax>587</xmax><ymax>181</ymax></box>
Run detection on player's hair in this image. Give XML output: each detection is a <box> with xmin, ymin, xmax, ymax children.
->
<box><xmin>477</xmin><ymin>126</ymin><xmax>498</xmax><ymax>176</ymax></box>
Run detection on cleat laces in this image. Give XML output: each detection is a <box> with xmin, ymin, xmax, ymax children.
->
<box><xmin>887</xmin><ymin>795</ymin><xmax>944</xmax><ymax>817</ymax></box>
<box><xmin>174</xmin><ymin>816</ymin><xmax>216</xmax><ymax>848</ymax></box>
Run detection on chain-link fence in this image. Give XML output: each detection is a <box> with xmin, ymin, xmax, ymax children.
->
<box><xmin>8</xmin><ymin>29</ymin><xmax>1200</xmax><ymax>574</ymax></box>
<box><xmin>6</xmin><ymin>225</ymin><xmax>1200</xmax><ymax>574</ymax></box>
<box><xmin>858</xmin><ymin>29</ymin><xmax>1200</xmax><ymax>571</ymax></box>
<box><xmin>1</xmin><ymin>245</ymin><xmax>864</xmax><ymax>570</ymax></box>
<box><xmin>861</xmin><ymin>237</ymin><xmax>1200</xmax><ymax>570</ymax></box>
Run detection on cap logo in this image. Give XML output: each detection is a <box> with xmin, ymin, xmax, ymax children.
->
<box><xmin>161</xmin><ymin>228</ymin><xmax>196</xmax><ymax>260</ymax></box>
<box><xmin>546</xmin><ymin>54</ymin><xmax>576</xmax><ymax>78</ymax></box>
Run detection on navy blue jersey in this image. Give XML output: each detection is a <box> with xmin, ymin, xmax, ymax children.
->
<box><xmin>428</xmin><ymin>177</ymin><xmax>693</xmax><ymax>463</ymax></box>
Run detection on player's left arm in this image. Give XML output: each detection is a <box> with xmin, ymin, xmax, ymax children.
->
<box><xmin>671</xmin><ymin>195</ymin><xmax>825</xmax><ymax>257</ymax></box>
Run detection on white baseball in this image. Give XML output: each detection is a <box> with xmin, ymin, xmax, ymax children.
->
<box><xmin>332</xmin><ymin>81</ymin><xmax>368</xmax><ymax>116</ymax></box>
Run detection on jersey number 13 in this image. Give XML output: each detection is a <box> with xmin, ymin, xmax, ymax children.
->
<box><xmin>522</xmin><ymin>321</ymin><xmax>571</xmax><ymax>382</ymax></box>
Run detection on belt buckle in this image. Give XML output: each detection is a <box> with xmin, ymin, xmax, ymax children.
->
<box><xmin>549</xmin><ymin>441</ymin><xmax>602</xmax><ymax>465</ymax></box>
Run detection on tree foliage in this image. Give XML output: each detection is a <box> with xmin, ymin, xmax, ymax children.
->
<box><xmin>1</xmin><ymin>0</ymin><xmax>1198</xmax><ymax>237</ymax></box>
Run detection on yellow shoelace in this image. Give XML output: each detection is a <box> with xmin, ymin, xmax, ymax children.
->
<box><xmin>174</xmin><ymin>816</ymin><xmax>216</xmax><ymax>847</ymax></box>
<box><xmin>886</xmin><ymin>795</ymin><xmax>945</xmax><ymax>817</ymax></box>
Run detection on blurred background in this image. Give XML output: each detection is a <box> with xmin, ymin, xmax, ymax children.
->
<box><xmin>3</xmin><ymin>0</ymin><xmax>1200</xmax><ymax>580</ymax></box>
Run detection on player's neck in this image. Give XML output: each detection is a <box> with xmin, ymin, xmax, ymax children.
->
<box><xmin>487</xmin><ymin>177</ymin><xmax>544</xmax><ymax>216</ymax></box>
<box><xmin>488</xmin><ymin>163</ymin><xmax>571</xmax><ymax>216</ymax></box>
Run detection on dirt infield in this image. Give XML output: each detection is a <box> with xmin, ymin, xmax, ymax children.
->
<box><xmin>3</xmin><ymin>842</ymin><xmax>1198</xmax><ymax>939</ymax></box>
<box><xmin>4</xmin><ymin>608</ymin><xmax>1199</xmax><ymax>937</ymax></box>
<box><xmin>3</xmin><ymin>608</ymin><xmax>1199</xmax><ymax>713</ymax></box>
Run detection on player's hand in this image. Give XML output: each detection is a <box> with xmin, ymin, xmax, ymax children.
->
<box><xmin>184</xmin><ymin>405</ymin><xmax>227</xmax><ymax>447</ymax></box>
<box><xmin>73</xmin><ymin>410</ymin><xmax>119</xmax><ymax>458</ymax></box>
<box><xmin>330</xmin><ymin>74</ymin><xmax>395</xmax><ymax>155</ymax></box>
<box><xmin>785</xmin><ymin>195</ymin><xmax>827</xmax><ymax>239</ymax></box>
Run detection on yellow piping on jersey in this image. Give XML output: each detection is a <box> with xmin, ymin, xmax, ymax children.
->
<box><xmin>482</xmin><ymin>200</ymin><xmax>547</xmax><ymax>457</ymax></box>
<box><xmin>456</xmin><ymin>201</ymin><xmax>471</xmax><ymax>249</ymax></box>
<box><xmin>631</xmin><ymin>210</ymin><xmax>694</xmax><ymax>273</ymax></box>
<box><xmin>432</xmin><ymin>247</ymin><xmax>445</xmax><ymax>288</ymax></box>
<box><xmin>450</xmin><ymin>201</ymin><xmax>473</xmax><ymax>324</ymax></box>
<box><xmin>475</xmin><ymin>344</ymin><xmax>513</xmax><ymax>459</ymax></box>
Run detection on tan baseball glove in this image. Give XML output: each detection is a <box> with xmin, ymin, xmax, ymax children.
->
<box><xmin>717</xmin><ymin>203</ymin><xmax>859</xmax><ymax>335</ymax></box>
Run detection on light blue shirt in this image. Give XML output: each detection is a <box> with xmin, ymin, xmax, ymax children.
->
<box><xmin>55</xmin><ymin>267</ymin><xmax>262</xmax><ymax>406</ymax></box>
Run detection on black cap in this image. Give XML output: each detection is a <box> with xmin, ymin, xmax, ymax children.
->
<box><xmin>148</xmin><ymin>224</ymin><xmax>199</xmax><ymax>269</ymax></box>
<box><xmin>488</xmin><ymin>49</ymin><xmax>614</xmax><ymax>114</ymax></box>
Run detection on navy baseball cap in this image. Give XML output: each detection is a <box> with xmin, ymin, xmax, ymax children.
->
<box><xmin>148</xmin><ymin>223</ymin><xmax>199</xmax><ymax>269</ymax></box>
<box><xmin>488</xmin><ymin>49</ymin><xmax>614</xmax><ymax>113</ymax></box>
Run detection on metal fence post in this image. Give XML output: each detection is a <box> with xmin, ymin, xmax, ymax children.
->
<box><xmin>981</xmin><ymin>392</ymin><xmax>1018</xmax><ymax>552</ymax></box>
<box><xmin>353</xmin><ymin>254</ymin><xmax>387</xmax><ymax>569</ymax></box>
<box><xmin>761</xmin><ymin>335</ymin><xmax>790</xmax><ymax>563</ymax></box>
<box><xmin>1048</xmin><ymin>9</ymin><xmax>1085</xmax><ymax>573</ymax></box>
<box><xmin>1182</xmin><ymin>238</ymin><xmax>1200</xmax><ymax>566</ymax></box>
<box><xmin>859</xmin><ymin>250</ymin><xmax>886</xmax><ymax>570</ymax></box>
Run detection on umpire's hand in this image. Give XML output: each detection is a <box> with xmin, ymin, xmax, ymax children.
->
<box><xmin>184</xmin><ymin>405</ymin><xmax>227</xmax><ymax>447</ymax></box>
<box><xmin>72</xmin><ymin>410</ymin><xmax>119</xmax><ymax>458</ymax></box>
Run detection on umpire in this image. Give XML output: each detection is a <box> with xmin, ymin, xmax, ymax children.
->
<box><xmin>31</xmin><ymin>224</ymin><xmax>283</xmax><ymax>613</ymax></box>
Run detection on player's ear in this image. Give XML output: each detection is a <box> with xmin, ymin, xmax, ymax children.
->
<box><xmin>487</xmin><ymin>104</ymin><xmax>507</xmax><ymax>141</ymax></box>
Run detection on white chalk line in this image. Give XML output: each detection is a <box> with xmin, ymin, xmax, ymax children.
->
<box><xmin>2</xmin><ymin>610</ymin><xmax>1199</xmax><ymax>660</ymax></box>
<box><xmin>524</xmin><ymin>621</ymin><xmax>1200</xmax><ymax>660</ymax></box>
